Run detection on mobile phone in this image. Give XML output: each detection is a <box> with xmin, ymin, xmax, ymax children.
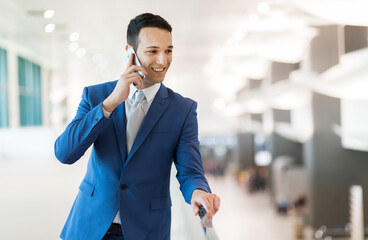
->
<box><xmin>123</xmin><ymin>47</ymin><xmax>145</xmax><ymax>78</ymax></box>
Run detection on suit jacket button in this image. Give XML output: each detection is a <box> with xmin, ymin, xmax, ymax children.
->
<box><xmin>120</xmin><ymin>184</ymin><xmax>128</xmax><ymax>190</ymax></box>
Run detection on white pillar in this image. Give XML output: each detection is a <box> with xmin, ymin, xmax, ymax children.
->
<box><xmin>350</xmin><ymin>185</ymin><xmax>364</xmax><ymax>240</ymax></box>
<box><xmin>7</xmin><ymin>46</ymin><xmax>19</xmax><ymax>128</ymax></box>
<box><xmin>42</xmin><ymin>69</ymin><xmax>50</xmax><ymax>126</ymax></box>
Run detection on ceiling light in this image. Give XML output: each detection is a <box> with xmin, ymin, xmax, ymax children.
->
<box><xmin>69</xmin><ymin>42</ymin><xmax>79</xmax><ymax>52</ymax></box>
<box><xmin>69</xmin><ymin>32</ymin><xmax>79</xmax><ymax>42</ymax></box>
<box><xmin>233</xmin><ymin>29</ymin><xmax>246</xmax><ymax>41</ymax></box>
<box><xmin>255</xmin><ymin>151</ymin><xmax>272</xmax><ymax>166</ymax></box>
<box><xmin>43</xmin><ymin>10</ymin><xmax>55</xmax><ymax>19</ymax></box>
<box><xmin>76</xmin><ymin>48</ymin><xmax>86</xmax><ymax>58</ymax></box>
<box><xmin>44</xmin><ymin>24</ymin><xmax>55</xmax><ymax>33</ymax></box>
<box><xmin>257</xmin><ymin>2</ymin><xmax>270</xmax><ymax>14</ymax></box>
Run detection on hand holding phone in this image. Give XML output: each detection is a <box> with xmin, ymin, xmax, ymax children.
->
<box><xmin>102</xmin><ymin>48</ymin><xmax>147</xmax><ymax>112</ymax></box>
<box><xmin>123</xmin><ymin>47</ymin><xmax>145</xmax><ymax>78</ymax></box>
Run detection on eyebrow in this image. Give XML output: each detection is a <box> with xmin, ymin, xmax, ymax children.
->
<box><xmin>145</xmin><ymin>45</ymin><xmax>174</xmax><ymax>49</ymax></box>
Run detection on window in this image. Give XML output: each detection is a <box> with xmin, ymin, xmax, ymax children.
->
<box><xmin>18</xmin><ymin>56</ymin><xmax>42</xmax><ymax>126</ymax></box>
<box><xmin>0</xmin><ymin>48</ymin><xmax>9</xmax><ymax>127</ymax></box>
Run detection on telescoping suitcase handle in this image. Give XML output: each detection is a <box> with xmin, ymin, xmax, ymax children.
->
<box><xmin>198</xmin><ymin>207</ymin><xmax>220</xmax><ymax>240</ymax></box>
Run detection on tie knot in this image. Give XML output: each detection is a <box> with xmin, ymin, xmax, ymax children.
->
<box><xmin>134</xmin><ymin>90</ymin><xmax>145</xmax><ymax>103</ymax></box>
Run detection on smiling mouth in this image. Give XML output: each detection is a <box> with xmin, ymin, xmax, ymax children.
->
<box><xmin>152</xmin><ymin>67</ymin><xmax>166</xmax><ymax>72</ymax></box>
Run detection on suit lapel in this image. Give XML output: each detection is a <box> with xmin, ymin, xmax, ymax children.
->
<box><xmin>125</xmin><ymin>84</ymin><xmax>169</xmax><ymax>165</ymax></box>
<box><xmin>112</xmin><ymin>101</ymin><xmax>128</xmax><ymax>162</ymax></box>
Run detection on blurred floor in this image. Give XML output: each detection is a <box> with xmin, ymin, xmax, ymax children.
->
<box><xmin>0</xmin><ymin>156</ymin><xmax>88</xmax><ymax>239</ymax></box>
<box><xmin>207</xmin><ymin>175</ymin><xmax>313</xmax><ymax>240</ymax></box>
<box><xmin>0</xmin><ymin>157</ymin><xmax>312</xmax><ymax>240</ymax></box>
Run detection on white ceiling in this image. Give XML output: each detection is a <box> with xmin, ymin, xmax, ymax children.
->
<box><xmin>1</xmin><ymin>0</ymin><xmax>261</xmax><ymax>136</ymax></box>
<box><xmin>0</xmin><ymin>0</ymin><xmax>366</xmax><ymax>136</ymax></box>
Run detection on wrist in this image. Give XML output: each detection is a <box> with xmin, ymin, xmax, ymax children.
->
<box><xmin>191</xmin><ymin>189</ymin><xmax>206</xmax><ymax>200</ymax></box>
<box><xmin>103</xmin><ymin>97</ymin><xmax>119</xmax><ymax>112</ymax></box>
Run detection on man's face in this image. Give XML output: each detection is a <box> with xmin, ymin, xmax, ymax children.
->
<box><xmin>135</xmin><ymin>27</ymin><xmax>173</xmax><ymax>87</ymax></box>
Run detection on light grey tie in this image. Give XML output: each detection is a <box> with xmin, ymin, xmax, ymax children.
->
<box><xmin>126</xmin><ymin>90</ymin><xmax>146</xmax><ymax>154</ymax></box>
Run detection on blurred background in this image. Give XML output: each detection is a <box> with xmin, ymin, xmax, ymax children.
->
<box><xmin>1</xmin><ymin>0</ymin><xmax>368</xmax><ymax>239</ymax></box>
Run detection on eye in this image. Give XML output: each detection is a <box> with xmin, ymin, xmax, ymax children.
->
<box><xmin>148</xmin><ymin>50</ymin><xmax>157</xmax><ymax>53</ymax></box>
<box><xmin>165</xmin><ymin>49</ymin><xmax>173</xmax><ymax>53</ymax></box>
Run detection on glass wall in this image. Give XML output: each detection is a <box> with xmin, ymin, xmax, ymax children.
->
<box><xmin>18</xmin><ymin>56</ymin><xmax>42</xmax><ymax>126</ymax></box>
<box><xmin>0</xmin><ymin>48</ymin><xmax>9</xmax><ymax>127</ymax></box>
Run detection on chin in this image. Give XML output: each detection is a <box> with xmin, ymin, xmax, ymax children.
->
<box><xmin>155</xmin><ymin>77</ymin><xmax>165</xmax><ymax>83</ymax></box>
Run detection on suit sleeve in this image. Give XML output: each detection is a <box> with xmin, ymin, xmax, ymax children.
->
<box><xmin>54</xmin><ymin>87</ymin><xmax>110</xmax><ymax>164</ymax></box>
<box><xmin>174</xmin><ymin>101</ymin><xmax>211</xmax><ymax>204</ymax></box>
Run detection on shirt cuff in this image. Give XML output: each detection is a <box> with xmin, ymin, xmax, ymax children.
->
<box><xmin>102</xmin><ymin>106</ymin><xmax>112</xmax><ymax>119</ymax></box>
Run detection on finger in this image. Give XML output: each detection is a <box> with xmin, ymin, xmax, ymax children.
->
<box><xmin>127</xmin><ymin>65</ymin><xmax>147</xmax><ymax>76</ymax></box>
<box><xmin>192</xmin><ymin>205</ymin><xmax>199</xmax><ymax>216</ymax></box>
<box><xmin>127</xmin><ymin>74</ymin><xmax>143</xmax><ymax>89</ymax></box>
<box><xmin>126</xmin><ymin>71</ymin><xmax>142</xmax><ymax>79</ymax></box>
<box><xmin>126</xmin><ymin>77</ymin><xmax>141</xmax><ymax>89</ymax></box>
<box><xmin>134</xmin><ymin>66</ymin><xmax>148</xmax><ymax>76</ymax></box>
<box><xmin>211</xmin><ymin>195</ymin><xmax>220</xmax><ymax>218</ymax></box>
<box><xmin>204</xmin><ymin>197</ymin><xmax>216</xmax><ymax>219</ymax></box>
<box><xmin>213</xmin><ymin>195</ymin><xmax>220</xmax><ymax>214</ymax></box>
<box><xmin>207</xmin><ymin>205</ymin><xmax>214</xmax><ymax>219</ymax></box>
<box><xmin>126</xmin><ymin>71</ymin><xmax>143</xmax><ymax>80</ymax></box>
<box><xmin>126</xmin><ymin>65</ymin><xmax>138</xmax><ymax>75</ymax></box>
<box><xmin>135</xmin><ymin>74</ymin><xmax>144</xmax><ymax>89</ymax></box>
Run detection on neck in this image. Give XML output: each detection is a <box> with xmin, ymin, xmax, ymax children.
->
<box><xmin>142</xmin><ymin>82</ymin><xmax>154</xmax><ymax>89</ymax></box>
<box><xmin>142</xmin><ymin>78</ymin><xmax>159</xmax><ymax>89</ymax></box>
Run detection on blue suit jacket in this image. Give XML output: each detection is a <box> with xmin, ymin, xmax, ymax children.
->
<box><xmin>54</xmin><ymin>81</ymin><xmax>211</xmax><ymax>240</ymax></box>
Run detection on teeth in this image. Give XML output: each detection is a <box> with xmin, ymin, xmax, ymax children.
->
<box><xmin>153</xmin><ymin>68</ymin><xmax>164</xmax><ymax>72</ymax></box>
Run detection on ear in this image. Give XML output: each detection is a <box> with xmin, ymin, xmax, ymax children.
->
<box><xmin>125</xmin><ymin>44</ymin><xmax>133</xmax><ymax>51</ymax></box>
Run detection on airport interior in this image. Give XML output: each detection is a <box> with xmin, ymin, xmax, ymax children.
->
<box><xmin>1</xmin><ymin>0</ymin><xmax>368</xmax><ymax>239</ymax></box>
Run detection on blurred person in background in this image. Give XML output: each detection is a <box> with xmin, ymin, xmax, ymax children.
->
<box><xmin>54</xmin><ymin>13</ymin><xmax>220</xmax><ymax>240</ymax></box>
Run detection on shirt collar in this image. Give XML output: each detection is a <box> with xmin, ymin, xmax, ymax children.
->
<box><xmin>128</xmin><ymin>83</ymin><xmax>161</xmax><ymax>102</ymax></box>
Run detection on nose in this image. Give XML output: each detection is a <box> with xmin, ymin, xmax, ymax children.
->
<box><xmin>156</xmin><ymin>52</ymin><xmax>166</xmax><ymax>65</ymax></box>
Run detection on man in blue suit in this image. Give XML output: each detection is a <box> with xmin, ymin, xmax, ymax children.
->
<box><xmin>55</xmin><ymin>13</ymin><xmax>220</xmax><ymax>240</ymax></box>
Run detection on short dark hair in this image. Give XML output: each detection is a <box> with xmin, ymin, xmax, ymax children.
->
<box><xmin>127</xmin><ymin>13</ymin><xmax>172</xmax><ymax>50</ymax></box>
